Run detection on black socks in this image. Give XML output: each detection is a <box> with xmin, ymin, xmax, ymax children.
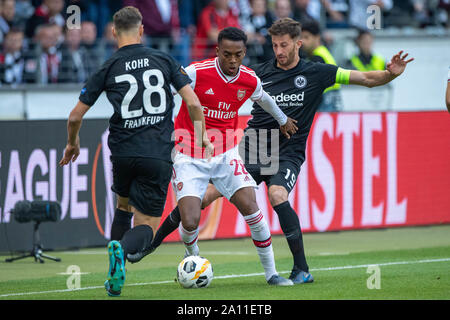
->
<box><xmin>110</xmin><ymin>209</ymin><xmax>133</xmax><ymax>241</ymax></box>
<box><xmin>120</xmin><ymin>224</ymin><xmax>154</xmax><ymax>257</ymax></box>
<box><xmin>151</xmin><ymin>206</ymin><xmax>181</xmax><ymax>250</ymax></box>
<box><xmin>273</xmin><ymin>201</ymin><xmax>309</xmax><ymax>273</ymax></box>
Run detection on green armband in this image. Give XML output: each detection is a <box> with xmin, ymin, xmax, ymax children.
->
<box><xmin>336</xmin><ymin>67</ymin><xmax>351</xmax><ymax>85</ymax></box>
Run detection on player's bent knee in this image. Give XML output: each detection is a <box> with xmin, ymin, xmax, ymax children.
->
<box><xmin>268</xmin><ymin>187</ymin><xmax>288</xmax><ymax>207</ymax></box>
<box><xmin>240</xmin><ymin>201</ymin><xmax>259</xmax><ymax>216</ymax></box>
<box><xmin>179</xmin><ymin>209</ymin><xmax>200</xmax><ymax>231</ymax></box>
<box><xmin>230</xmin><ymin>187</ymin><xmax>259</xmax><ymax>215</ymax></box>
<box><xmin>130</xmin><ymin>207</ymin><xmax>159</xmax><ymax>231</ymax></box>
<box><xmin>178</xmin><ymin>197</ymin><xmax>201</xmax><ymax>231</ymax></box>
<box><xmin>179</xmin><ymin>213</ymin><xmax>200</xmax><ymax>232</ymax></box>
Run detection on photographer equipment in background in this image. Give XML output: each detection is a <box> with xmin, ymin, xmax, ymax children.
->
<box><xmin>5</xmin><ymin>200</ymin><xmax>62</xmax><ymax>263</ymax></box>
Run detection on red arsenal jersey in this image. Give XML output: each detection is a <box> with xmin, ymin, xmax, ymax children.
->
<box><xmin>175</xmin><ymin>58</ymin><xmax>263</xmax><ymax>158</ymax></box>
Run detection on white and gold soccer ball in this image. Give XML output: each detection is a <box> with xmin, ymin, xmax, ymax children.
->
<box><xmin>176</xmin><ymin>256</ymin><xmax>213</xmax><ymax>288</ymax></box>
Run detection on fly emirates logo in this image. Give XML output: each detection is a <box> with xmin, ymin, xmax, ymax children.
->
<box><xmin>202</xmin><ymin>102</ymin><xmax>237</xmax><ymax>120</ymax></box>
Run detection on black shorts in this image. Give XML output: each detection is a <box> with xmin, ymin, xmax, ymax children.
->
<box><xmin>110</xmin><ymin>156</ymin><xmax>172</xmax><ymax>217</ymax></box>
<box><xmin>239</xmin><ymin>126</ymin><xmax>305</xmax><ymax>193</ymax></box>
<box><xmin>244</xmin><ymin>159</ymin><xmax>301</xmax><ymax>194</ymax></box>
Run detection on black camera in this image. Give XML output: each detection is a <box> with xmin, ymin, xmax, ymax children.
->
<box><xmin>5</xmin><ymin>200</ymin><xmax>62</xmax><ymax>263</ymax></box>
<box><xmin>11</xmin><ymin>200</ymin><xmax>61</xmax><ymax>223</ymax></box>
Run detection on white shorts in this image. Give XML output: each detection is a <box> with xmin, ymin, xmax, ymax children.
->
<box><xmin>171</xmin><ymin>146</ymin><xmax>257</xmax><ymax>201</ymax></box>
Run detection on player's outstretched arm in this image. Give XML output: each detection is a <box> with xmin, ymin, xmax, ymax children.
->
<box><xmin>347</xmin><ymin>51</ymin><xmax>414</xmax><ymax>88</ymax></box>
<box><xmin>59</xmin><ymin>100</ymin><xmax>90</xmax><ymax>166</ymax></box>
<box><xmin>255</xmin><ymin>91</ymin><xmax>298</xmax><ymax>139</ymax></box>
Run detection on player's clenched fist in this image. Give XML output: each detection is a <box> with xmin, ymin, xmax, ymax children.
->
<box><xmin>280</xmin><ymin>117</ymin><xmax>298</xmax><ymax>139</ymax></box>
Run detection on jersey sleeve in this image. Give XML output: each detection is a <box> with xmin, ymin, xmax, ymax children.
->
<box><xmin>171</xmin><ymin>64</ymin><xmax>196</xmax><ymax>94</ymax></box>
<box><xmin>310</xmin><ymin>55</ymin><xmax>326</xmax><ymax>64</ymax></box>
<box><xmin>250</xmin><ymin>75</ymin><xmax>263</xmax><ymax>101</ymax></box>
<box><xmin>169</xmin><ymin>58</ymin><xmax>192</xmax><ymax>92</ymax></box>
<box><xmin>78</xmin><ymin>61</ymin><xmax>109</xmax><ymax>107</ymax></box>
<box><xmin>184</xmin><ymin>64</ymin><xmax>196</xmax><ymax>90</ymax></box>
<box><xmin>316</xmin><ymin>63</ymin><xmax>339</xmax><ymax>90</ymax></box>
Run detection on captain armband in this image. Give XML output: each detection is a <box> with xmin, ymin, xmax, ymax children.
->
<box><xmin>335</xmin><ymin>67</ymin><xmax>351</xmax><ymax>85</ymax></box>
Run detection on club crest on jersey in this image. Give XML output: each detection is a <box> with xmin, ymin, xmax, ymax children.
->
<box><xmin>177</xmin><ymin>182</ymin><xmax>183</xmax><ymax>191</ymax></box>
<box><xmin>237</xmin><ymin>89</ymin><xmax>246</xmax><ymax>101</ymax></box>
<box><xmin>294</xmin><ymin>75</ymin><xmax>307</xmax><ymax>89</ymax></box>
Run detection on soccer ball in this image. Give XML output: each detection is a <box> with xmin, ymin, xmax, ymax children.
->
<box><xmin>176</xmin><ymin>256</ymin><xmax>213</xmax><ymax>288</ymax></box>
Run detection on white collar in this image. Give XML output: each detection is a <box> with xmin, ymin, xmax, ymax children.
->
<box><xmin>215</xmin><ymin>57</ymin><xmax>240</xmax><ymax>83</ymax></box>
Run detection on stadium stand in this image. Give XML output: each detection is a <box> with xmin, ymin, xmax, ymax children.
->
<box><xmin>0</xmin><ymin>0</ymin><xmax>449</xmax><ymax>116</ymax></box>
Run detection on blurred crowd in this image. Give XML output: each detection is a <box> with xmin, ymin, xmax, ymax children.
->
<box><xmin>0</xmin><ymin>0</ymin><xmax>449</xmax><ymax>86</ymax></box>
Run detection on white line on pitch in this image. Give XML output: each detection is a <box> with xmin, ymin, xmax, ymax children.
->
<box><xmin>0</xmin><ymin>257</ymin><xmax>449</xmax><ymax>298</ymax></box>
<box><xmin>59</xmin><ymin>250</ymin><xmax>251</xmax><ymax>256</ymax></box>
<box><xmin>60</xmin><ymin>250</ymin><xmax>107</xmax><ymax>255</ymax></box>
<box><xmin>56</xmin><ymin>272</ymin><xmax>90</xmax><ymax>275</ymax></box>
<box><xmin>318</xmin><ymin>252</ymin><xmax>350</xmax><ymax>256</ymax></box>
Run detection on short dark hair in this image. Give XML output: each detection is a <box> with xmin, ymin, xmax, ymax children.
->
<box><xmin>218</xmin><ymin>27</ymin><xmax>247</xmax><ymax>45</ymax></box>
<box><xmin>356</xmin><ymin>28</ymin><xmax>373</xmax><ymax>41</ymax></box>
<box><xmin>300</xmin><ymin>20</ymin><xmax>321</xmax><ymax>36</ymax></box>
<box><xmin>268</xmin><ymin>18</ymin><xmax>301</xmax><ymax>39</ymax></box>
<box><xmin>113</xmin><ymin>6</ymin><xmax>142</xmax><ymax>34</ymax></box>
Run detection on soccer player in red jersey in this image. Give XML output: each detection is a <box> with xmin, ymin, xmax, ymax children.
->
<box><xmin>173</xmin><ymin>27</ymin><xmax>298</xmax><ymax>286</ymax></box>
<box><xmin>130</xmin><ymin>27</ymin><xmax>298</xmax><ymax>286</ymax></box>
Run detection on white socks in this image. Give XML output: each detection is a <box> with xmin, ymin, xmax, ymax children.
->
<box><xmin>179</xmin><ymin>224</ymin><xmax>200</xmax><ymax>256</ymax></box>
<box><xmin>244</xmin><ymin>210</ymin><xmax>277</xmax><ymax>281</ymax></box>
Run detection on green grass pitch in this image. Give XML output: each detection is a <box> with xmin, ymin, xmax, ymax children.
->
<box><xmin>0</xmin><ymin>225</ymin><xmax>449</xmax><ymax>300</ymax></box>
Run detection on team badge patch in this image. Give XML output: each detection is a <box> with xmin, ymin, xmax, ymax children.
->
<box><xmin>177</xmin><ymin>182</ymin><xmax>183</xmax><ymax>191</ymax></box>
<box><xmin>294</xmin><ymin>75</ymin><xmax>307</xmax><ymax>89</ymax></box>
<box><xmin>237</xmin><ymin>89</ymin><xmax>246</xmax><ymax>101</ymax></box>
